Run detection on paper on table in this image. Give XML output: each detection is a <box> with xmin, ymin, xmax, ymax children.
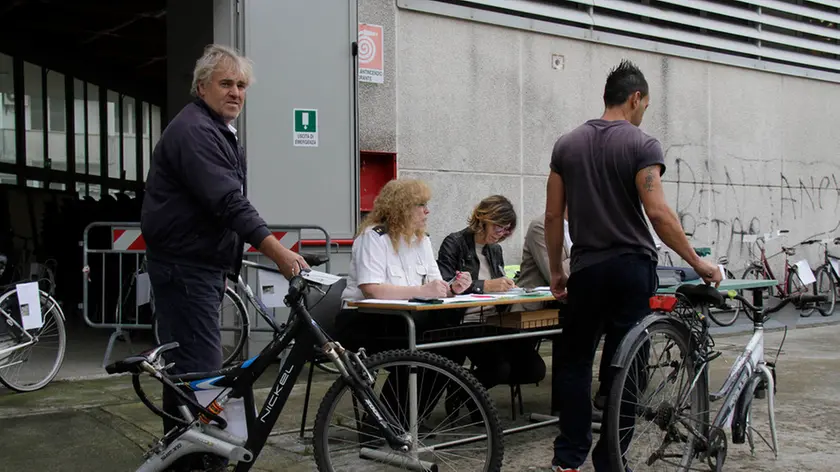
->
<box><xmin>258</xmin><ymin>270</ymin><xmax>289</xmax><ymax>308</ymax></box>
<box><xmin>16</xmin><ymin>282</ymin><xmax>43</xmax><ymax>330</ymax></box>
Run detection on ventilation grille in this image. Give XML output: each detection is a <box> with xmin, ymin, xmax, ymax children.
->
<box><xmin>434</xmin><ymin>0</ymin><xmax>840</xmax><ymax>75</ymax></box>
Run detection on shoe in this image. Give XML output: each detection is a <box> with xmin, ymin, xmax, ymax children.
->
<box><xmin>551</xmin><ymin>466</ymin><xmax>579</xmax><ymax>472</ymax></box>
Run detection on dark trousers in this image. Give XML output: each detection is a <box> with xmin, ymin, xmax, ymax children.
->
<box><xmin>147</xmin><ymin>259</ymin><xmax>226</xmax><ymax>434</ymax></box>
<box><xmin>552</xmin><ymin>254</ymin><xmax>656</xmax><ymax>471</ymax></box>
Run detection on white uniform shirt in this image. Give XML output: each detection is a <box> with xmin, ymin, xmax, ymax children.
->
<box><xmin>342</xmin><ymin>226</ymin><xmax>443</xmax><ymax>302</ymax></box>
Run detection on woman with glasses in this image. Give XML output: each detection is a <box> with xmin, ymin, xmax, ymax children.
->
<box><xmin>437</xmin><ymin>196</ymin><xmax>546</xmax><ymax>413</ymax></box>
<box><xmin>437</xmin><ymin>194</ymin><xmax>518</xmax><ymax>295</ymax></box>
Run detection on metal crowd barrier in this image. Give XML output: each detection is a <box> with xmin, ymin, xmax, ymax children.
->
<box><xmin>81</xmin><ymin>221</ymin><xmax>333</xmax><ymax>366</ymax></box>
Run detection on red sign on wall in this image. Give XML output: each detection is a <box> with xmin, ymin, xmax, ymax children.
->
<box><xmin>358</xmin><ymin>23</ymin><xmax>384</xmax><ymax>84</ymax></box>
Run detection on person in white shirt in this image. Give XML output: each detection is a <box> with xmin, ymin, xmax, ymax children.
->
<box><xmin>335</xmin><ymin>179</ymin><xmax>473</xmax><ymax>434</ymax></box>
<box><xmin>341</xmin><ymin>179</ymin><xmax>472</xmax><ymax>304</ymax></box>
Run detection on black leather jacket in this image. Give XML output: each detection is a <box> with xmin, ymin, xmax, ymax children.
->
<box><xmin>437</xmin><ymin>228</ymin><xmax>505</xmax><ymax>294</ymax></box>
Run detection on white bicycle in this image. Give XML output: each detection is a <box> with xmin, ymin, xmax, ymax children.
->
<box><xmin>605</xmin><ymin>283</ymin><xmax>818</xmax><ymax>471</ymax></box>
<box><xmin>0</xmin><ymin>253</ymin><xmax>67</xmax><ymax>392</ymax></box>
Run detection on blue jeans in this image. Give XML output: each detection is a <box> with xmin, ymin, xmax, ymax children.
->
<box><xmin>552</xmin><ymin>254</ymin><xmax>656</xmax><ymax>471</ymax></box>
<box><xmin>147</xmin><ymin>259</ymin><xmax>226</xmax><ymax>434</ymax></box>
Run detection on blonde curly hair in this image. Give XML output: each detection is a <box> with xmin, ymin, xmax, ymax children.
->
<box><xmin>358</xmin><ymin>179</ymin><xmax>431</xmax><ymax>248</ymax></box>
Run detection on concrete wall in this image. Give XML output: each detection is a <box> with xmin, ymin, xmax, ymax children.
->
<box><xmin>358</xmin><ymin>4</ymin><xmax>840</xmax><ymax>276</ymax></box>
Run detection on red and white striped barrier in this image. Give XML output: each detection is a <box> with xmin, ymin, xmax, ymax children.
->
<box><xmin>245</xmin><ymin>231</ymin><xmax>300</xmax><ymax>252</ymax></box>
<box><xmin>110</xmin><ymin>227</ymin><xmax>299</xmax><ymax>253</ymax></box>
<box><xmin>112</xmin><ymin>227</ymin><xmax>146</xmax><ymax>252</ymax></box>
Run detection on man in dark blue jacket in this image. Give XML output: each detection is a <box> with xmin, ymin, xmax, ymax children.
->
<box><xmin>141</xmin><ymin>44</ymin><xmax>308</xmax><ymax>447</ymax></box>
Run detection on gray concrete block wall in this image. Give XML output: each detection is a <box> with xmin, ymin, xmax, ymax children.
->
<box><xmin>359</xmin><ymin>3</ymin><xmax>840</xmax><ymax>277</ymax></box>
<box><xmin>359</xmin><ymin>0</ymin><xmax>398</xmax><ymax>153</ymax></box>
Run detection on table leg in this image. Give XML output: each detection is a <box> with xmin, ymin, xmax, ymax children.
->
<box><xmin>398</xmin><ymin>311</ymin><xmax>419</xmax><ymax>455</ymax></box>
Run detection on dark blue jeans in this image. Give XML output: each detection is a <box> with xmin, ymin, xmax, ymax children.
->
<box><xmin>552</xmin><ymin>254</ymin><xmax>656</xmax><ymax>471</ymax></box>
<box><xmin>147</xmin><ymin>259</ymin><xmax>226</xmax><ymax>434</ymax></box>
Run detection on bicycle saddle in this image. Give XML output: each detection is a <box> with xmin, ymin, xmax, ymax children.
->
<box><xmin>782</xmin><ymin>246</ymin><xmax>796</xmax><ymax>256</ymax></box>
<box><xmin>105</xmin><ymin>342</ymin><xmax>179</xmax><ymax>375</ymax></box>
<box><xmin>300</xmin><ymin>252</ymin><xmax>329</xmax><ymax>268</ymax></box>
<box><xmin>676</xmin><ymin>284</ymin><xmax>724</xmax><ymax>308</ymax></box>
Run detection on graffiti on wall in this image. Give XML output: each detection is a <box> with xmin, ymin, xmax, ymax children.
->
<box><xmin>662</xmin><ymin>143</ymin><xmax>840</xmax><ymax>271</ymax></box>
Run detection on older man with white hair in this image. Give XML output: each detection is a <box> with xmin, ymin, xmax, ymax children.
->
<box><xmin>141</xmin><ymin>44</ymin><xmax>307</xmax><ymax>454</ymax></box>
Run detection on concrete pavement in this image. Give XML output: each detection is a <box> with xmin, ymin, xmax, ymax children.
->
<box><xmin>3</xmin><ymin>310</ymin><xmax>840</xmax><ymax>471</ymax></box>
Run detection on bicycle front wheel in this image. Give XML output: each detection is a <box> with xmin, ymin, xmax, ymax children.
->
<box><xmin>313</xmin><ymin>349</ymin><xmax>504</xmax><ymax>472</ymax></box>
<box><xmin>0</xmin><ymin>289</ymin><xmax>67</xmax><ymax>392</ymax></box>
<box><xmin>153</xmin><ymin>285</ymin><xmax>249</xmax><ymax>366</ymax></box>
<box><xmin>607</xmin><ymin>320</ymin><xmax>709</xmax><ymax>472</ymax></box>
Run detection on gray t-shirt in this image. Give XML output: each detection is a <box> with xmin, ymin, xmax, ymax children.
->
<box><xmin>550</xmin><ymin>119</ymin><xmax>666</xmax><ymax>273</ymax></box>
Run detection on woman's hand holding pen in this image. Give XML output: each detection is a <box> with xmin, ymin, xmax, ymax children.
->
<box><xmin>448</xmin><ymin>271</ymin><xmax>472</xmax><ymax>295</ymax></box>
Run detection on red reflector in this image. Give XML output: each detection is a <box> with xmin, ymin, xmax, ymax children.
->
<box><xmin>649</xmin><ymin>295</ymin><xmax>678</xmax><ymax>312</ymax></box>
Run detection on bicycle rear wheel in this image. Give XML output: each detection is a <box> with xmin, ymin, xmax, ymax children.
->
<box><xmin>153</xmin><ymin>285</ymin><xmax>249</xmax><ymax>366</ymax></box>
<box><xmin>0</xmin><ymin>289</ymin><xmax>66</xmax><ymax>392</ymax></box>
<box><xmin>313</xmin><ymin>349</ymin><xmax>504</xmax><ymax>472</ymax></box>
<box><xmin>606</xmin><ymin>320</ymin><xmax>709</xmax><ymax>472</ymax></box>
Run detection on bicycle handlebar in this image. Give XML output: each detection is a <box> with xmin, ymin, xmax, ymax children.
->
<box><xmin>729</xmin><ymin>292</ymin><xmax>824</xmax><ymax>322</ymax></box>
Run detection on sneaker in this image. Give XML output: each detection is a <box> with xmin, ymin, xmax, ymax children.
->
<box><xmin>551</xmin><ymin>466</ymin><xmax>579</xmax><ymax>472</ymax></box>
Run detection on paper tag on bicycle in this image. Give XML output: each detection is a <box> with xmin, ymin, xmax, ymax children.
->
<box><xmin>742</xmin><ymin>234</ymin><xmax>758</xmax><ymax>243</ymax></box>
<box><xmin>258</xmin><ymin>270</ymin><xmax>289</xmax><ymax>308</ymax></box>
<box><xmin>831</xmin><ymin>258</ymin><xmax>840</xmax><ymax>278</ymax></box>
<box><xmin>301</xmin><ymin>270</ymin><xmax>342</xmax><ymax>286</ymax></box>
<box><xmin>794</xmin><ymin>259</ymin><xmax>816</xmax><ymax>285</ymax></box>
<box><xmin>136</xmin><ymin>272</ymin><xmax>151</xmax><ymax>306</ymax></box>
<box><xmin>15</xmin><ymin>282</ymin><xmax>43</xmax><ymax>331</ymax></box>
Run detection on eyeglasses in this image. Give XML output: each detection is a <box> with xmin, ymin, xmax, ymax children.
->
<box><xmin>491</xmin><ymin>223</ymin><xmax>512</xmax><ymax>235</ymax></box>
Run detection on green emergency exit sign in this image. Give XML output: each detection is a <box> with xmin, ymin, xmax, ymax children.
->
<box><xmin>293</xmin><ymin>109</ymin><xmax>319</xmax><ymax>147</ymax></box>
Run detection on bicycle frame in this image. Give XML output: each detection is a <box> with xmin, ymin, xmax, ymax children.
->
<box><xmin>705</xmin><ymin>312</ymin><xmax>775</xmax><ymax>441</ymax></box>
<box><xmin>130</xmin><ymin>277</ymin><xmax>410</xmax><ymax>472</ymax></box>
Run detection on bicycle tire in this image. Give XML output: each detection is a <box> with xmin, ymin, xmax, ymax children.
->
<box><xmin>814</xmin><ymin>265</ymin><xmax>836</xmax><ymax>316</ymax></box>
<box><xmin>0</xmin><ymin>290</ymin><xmax>67</xmax><ymax>392</ymax></box>
<box><xmin>152</xmin><ymin>285</ymin><xmax>249</xmax><ymax>367</ymax></box>
<box><xmin>606</xmin><ymin>320</ymin><xmax>709</xmax><ymax>472</ymax></box>
<box><xmin>312</xmin><ymin>349</ymin><xmax>504</xmax><ymax>472</ymax></box>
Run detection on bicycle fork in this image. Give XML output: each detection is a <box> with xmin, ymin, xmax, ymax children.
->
<box><xmin>321</xmin><ymin>341</ymin><xmax>414</xmax><ymax>453</ymax></box>
<box><xmin>754</xmin><ymin>363</ymin><xmax>779</xmax><ymax>458</ymax></box>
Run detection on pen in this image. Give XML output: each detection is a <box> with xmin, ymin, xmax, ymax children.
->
<box><xmin>447</xmin><ymin>271</ymin><xmax>461</xmax><ymax>286</ymax></box>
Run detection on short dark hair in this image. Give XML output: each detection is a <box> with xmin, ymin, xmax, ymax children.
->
<box><xmin>603</xmin><ymin>59</ymin><xmax>648</xmax><ymax>107</ymax></box>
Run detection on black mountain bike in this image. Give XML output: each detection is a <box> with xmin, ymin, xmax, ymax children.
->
<box><xmin>106</xmin><ymin>263</ymin><xmax>504</xmax><ymax>472</ymax></box>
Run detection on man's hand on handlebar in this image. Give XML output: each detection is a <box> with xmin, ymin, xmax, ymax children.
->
<box><xmin>277</xmin><ymin>247</ymin><xmax>310</xmax><ymax>279</ymax></box>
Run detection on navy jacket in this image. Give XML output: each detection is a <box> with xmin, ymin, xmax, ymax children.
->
<box><xmin>141</xmin><ymin>99</ymin><xmax>271</xmax><ymax>274</ymax></box>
